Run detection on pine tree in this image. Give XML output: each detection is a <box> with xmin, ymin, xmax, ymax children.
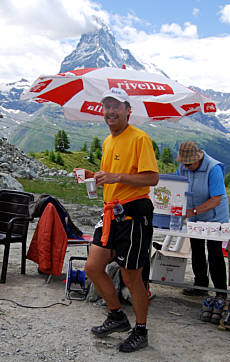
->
<box><xmin>90</xmin><ymin>136</ymin><xmax>102</xmax><ymax>153</ymax></box>
<box><xmin>95</xmin><ymin>148</ymin><xmax>102</xmax><ymax>160</ymax></box>
<box><xmin>54</xmin><ymin>130</ymin><xmax>70</xmax><ymax>153</ymax></box>
<box><xmin>161</xmin><ymin>146</ymin><xmax>173</xmax><ymax>165</ymax></box>
<box><xmin>61</xmin><ymin>130</ymin><xmax>70</xmax><ymax>151</ymax></box>
<box><xmin>49</xmin><ymin>150</ymin><xmax>56</xmax><ymax>162</ymax></box>
<box><xmin>56</xmin><ymin>152</ymin><xmax>64</xmax><ymax>166</ymax></box>
<box><xmin>81</xmin><ymin>142</ymin><xmax>88</xmax><ymax>152</ymax></box>
<box><xmin>152</xmin><ymin>140</ymin><xmax>160</xmax><ymax>159</ymax></box>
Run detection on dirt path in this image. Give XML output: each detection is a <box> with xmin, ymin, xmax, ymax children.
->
<box><xmin>1</xmin><ymin>205</ymin><xmax>230</xmax><ymax>362</ymax></box>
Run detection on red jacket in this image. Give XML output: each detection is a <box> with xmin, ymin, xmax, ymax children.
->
<box><xmin>27</xmin><ymin>203</ymin><xmax>68</xmax><ymax>276</ymax></box>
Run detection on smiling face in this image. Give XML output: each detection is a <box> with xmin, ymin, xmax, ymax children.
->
<box><xmin>102</xmin><ymin>97</ymin><xmax>131</xmax><ymax>136</ymax></box>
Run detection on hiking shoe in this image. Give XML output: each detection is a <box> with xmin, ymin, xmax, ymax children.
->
<box><xmin>200</xmin><ymin>296</ymin><xmax>214</xmax><ymax>322</ymax></box>
<box><xmin>118</xmin><ymin>328</ymin><xmax>148</xmax><ymax>353</ymax></box>
<box><xmin>211</xmin><ymin>296</ymin><xmax>226</xmax><ymax>325</ymax></box>
<box><xmin>182</xmin><ymin>287</ymin><xmax>207</xmax><ymax>297</ymax></box>
<box><xmin>219</xmin><ymin>306</ymin><xmax>230</xmax><ymax>331</ymax></box>
<box><xmin>91</xmin><ymin>312</ymin><xmax>131</xmax><ymax>337</ymax></box>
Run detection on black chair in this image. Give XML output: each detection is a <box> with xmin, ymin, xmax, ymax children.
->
<box><xmin>0</xmin><ymin>189</ymin><xmax>34</xmax><ymax>283</ymax></box>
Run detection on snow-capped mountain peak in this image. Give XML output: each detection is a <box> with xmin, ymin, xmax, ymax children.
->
<box><xmin>59</xmin><ymin>22</ymin><xmax>165</xmax><ymax>76</ymax></box>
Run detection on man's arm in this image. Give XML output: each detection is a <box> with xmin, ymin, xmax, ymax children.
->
<box><xmin>186</xmin><ymin>165</ymin><xmax>225</xmax><ymax>218</ymax></box>
<box><xmin>186</xmin><ymin>195</ymin><xmax>222</xmax><ymax>218</ymax></box>
<box><xmin>94</xmin><ymin>170</ymin><xmax>159</xmax><ymax>187</ymax></box>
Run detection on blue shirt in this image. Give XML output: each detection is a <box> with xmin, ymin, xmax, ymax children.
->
<box><xmin>177</xmin><ymin>151</ymin><xmax>229</xmax><ymax>222</ymax></box>
<box><xmin>177</xmin><ymin>164</ymin><xmax>225</xmax><ymax>197</ymax></box>
<box><xmin>208</xmin><ymin>164</ymin><xmax>225</xmax><ymax>197</ymax></box>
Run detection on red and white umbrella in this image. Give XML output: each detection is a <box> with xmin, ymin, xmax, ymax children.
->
<box><xmin>21</xmin><ymin>67</ymin><xmax>216</xmax><ymax>124</ymax></box>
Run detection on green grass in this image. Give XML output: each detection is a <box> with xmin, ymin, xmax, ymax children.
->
<box><xmin>18</xmin><ymin>177</ymin><xmax>104</xmax><ymax>206</ymax></box>
<box><xmin>19</xmin><ymin>151</ymin><xmax>178</xmax><ymax>205</ymax></box>
<box><xmin>33</xmin><ymin>150</ymin><xmax>178</xmax><ymax>174</ymax></box>
<box><xmin>21</xmin><ymin>151</ymin><xmax>230</xmax><ymax>206</ymax></box>
<box><xmin>33</xmin><ymin>150</ymin><xmax>101</xmax><ymax>173</ymax></box>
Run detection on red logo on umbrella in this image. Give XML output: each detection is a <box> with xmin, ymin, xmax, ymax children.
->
<box><xmin>35</xmin><ymin>99</ymin><xmax>50</xmax><ymax>103</ymax></box>
<box><xmin>108</xmin><ymin>79</ymin><xmax>174</xmax><ymax>96</ymax></box>
<box><xmin>181</xmin><ymin>103</ymin><xmax>201</xmax><ymax>115</ymax></box>
<box><xmin>204</xmin><ymin>102</ymin><xmax>216</xmax><ymax>113</ymax></box>
<box><xmin>81</xmin><ymin>101</ymin><xmax>104</xmax><ymax>115</ymax></box>
<box><xmin>181</xmin><ymin>103</ymin><xmax>200</xmax><ymax>112</ymax></box>
<box><xmin>30</xmin><ymin>79</ymin><xmax>52</xmax><ymax>93</ymax></box>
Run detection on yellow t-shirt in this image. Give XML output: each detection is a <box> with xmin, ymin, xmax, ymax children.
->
<box><xmin>100</xmin><ymin>125</ymin><xmax>158</xmax><ymax>202</ymax></box>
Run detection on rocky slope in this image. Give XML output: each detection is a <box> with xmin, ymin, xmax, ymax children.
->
<box><xmin>0</xmin><ymin>137</ymin><xmax>71</xmax><ymax>189</ymax></box>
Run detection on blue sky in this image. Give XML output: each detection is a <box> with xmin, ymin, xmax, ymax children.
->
<box><xmin>0</xmin><ymin>0</ymin><xmax>230</xmax><ymax>92</ymax></box>
<box><xmin>99</xmin><ymin>0</ymin><xmax>230</xmax><ymax>37</ymax></box>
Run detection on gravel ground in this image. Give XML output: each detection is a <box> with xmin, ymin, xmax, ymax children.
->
<box><xmin>1</xmin><ymin>203</ymin><xmax>230</xmax><ymax>362</ymax></box>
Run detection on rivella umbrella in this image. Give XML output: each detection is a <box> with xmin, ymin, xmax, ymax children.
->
<box><xmin>21</xmin><ymin>67</ymin><xmax>216</xmax><ymax>124</ymax></box>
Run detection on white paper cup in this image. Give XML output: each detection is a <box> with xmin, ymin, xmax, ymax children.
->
<box><xmin>209</xmin><ymin>222</ymin><xmax>221</xmax><ymax>236</ymax></box>
<box><xmin>221</xmin><ymin>223</ymin><xmax>230</xmax><ymax>236</ymax></box>
<box><xmin>187</xmin><ymin>221</ymin><xmax>194</xmax><ymax>234</ymax></box>
<box><xmin>193</xmin><ymin>222</ymin><xmax>203</xmax><ymax>235</ymax></box>
<box><xmin>85</xmin><ymin>178</ymin><xmax>97</xmax><ymax>199</ymax></box>
<box><xmin>74</xmin><ymin>168</ymin><xmax>85</xmax><ymax>183</ymax></box>
<box><xmin>201</xmin><ymin>222</ymin><xmax>210</xmax><ymax>237</ymax></box>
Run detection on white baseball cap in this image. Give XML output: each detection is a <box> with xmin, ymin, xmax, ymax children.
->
<box><xmin>101</xmin><ymin>87</ymin><xmax>130</xmax><ymax>105</ymax></box>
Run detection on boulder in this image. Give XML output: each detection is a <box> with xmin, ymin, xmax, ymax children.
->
<box><xmin>0</xmin><ymin>137</ymin><xmax>68</xmax><ymax>180</ymax></box>
<box><xmin>0</xmin><ymin>172</ymin><xmax>24</xmax><ymax>191</ymax></box>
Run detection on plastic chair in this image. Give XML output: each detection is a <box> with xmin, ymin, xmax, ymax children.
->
<box><xmin>0</xmin><ymin>189</ymin><xmax>34</xmax><ymax>283</ymax></box>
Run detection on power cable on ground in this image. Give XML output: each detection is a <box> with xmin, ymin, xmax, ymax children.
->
<box><xmin>0</xmin><ymin>297</ymin><xmax>71</xmax><ymax>309</ymax></box>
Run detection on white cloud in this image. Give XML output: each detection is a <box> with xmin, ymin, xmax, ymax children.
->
<box><xmin>0</xmin><ymin>0</ymin><xmax>109</xmax><ymax>39</ymax></box>
<box><xmin>192</xmin><ymin>8</ymin><xmax>200</xmax><ymax>16</ymax></box>
<box><xmin>219</xmin><ymin>4</ymin><xmax>230</xmax><ymax>23</ymax></box>
<box><xmin>0</xmin><ymin>0</ymin><xmax>109</xmax><ymax>82</ymax></box>
<box><xmin>0</xmin><ymin>0</ymin><xmax>230</xmax><ymax>94</ymax></box>
<box><xmin>115</xmin><ymin>20</ymin><xmax>230</xmax><ymax>92</ymax></box>
<box><xmin>112</xmin><ymin>12</ymin><xmax>150</xmax><ymax>29</ymax></box>
<box><xmin>160</xmin><ymin>22</ymin><xmax>198</xmax><ymax>38</ymax></box>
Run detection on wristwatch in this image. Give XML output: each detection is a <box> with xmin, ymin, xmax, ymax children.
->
<box><xmin>193</xmin><ymin>208</ymin><xmax>197</xmax><ymax>215</ymax></box>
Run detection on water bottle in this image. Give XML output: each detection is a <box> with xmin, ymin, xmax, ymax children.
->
<box><xmin>113</xmin><ymin>199</ymin><xmax>125</xmax><ymax>222</ymax></box>
<box><xmin>169</xmin><ymin>194</ymin><xmax>183</xmax><ymax>231</ymax></box>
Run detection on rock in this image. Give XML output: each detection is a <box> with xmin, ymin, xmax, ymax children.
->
<box><xmin>0</xmin><ymin>137</ymin><xmax>68</xmax><ymax>180</ymax></box>
<box><xmin>0</xmin><ymin>172</ymin><xmax>24</xmax><ymax>191</ymax></box>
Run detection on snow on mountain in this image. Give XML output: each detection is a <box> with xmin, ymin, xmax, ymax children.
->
<box><xmin>0</xmin><ymin>104</ymin><xmax>33</xmax><ymax>139</ymax></box>
<box><xmin>0</xmin><ymin>78</ymin><xmax>29</xmax><ymax>92</ymax></box>
<box><xmin>190</xmin><ymin>86</ymin><xmax>230</xmax><ymax>131</ymax></box>
<box><xmin>59</xmin><ymin>22</ymin><xmax>166</xmax><ymax>76</ymax></box>
<box><xmin>0</xmin><ymin>21</ymin><xmax>230</xmax><ymax>140</ymax></box>
<box><xmin>0</xmin><ymin>78</ymin><xmax>42</xmax><ymax>115</ymax></box>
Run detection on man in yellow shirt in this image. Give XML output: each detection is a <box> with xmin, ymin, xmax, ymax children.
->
<box><xmin>85</xmin><ymin>87</ymin><xmax>159</xmax><ymax>353</ymax></box>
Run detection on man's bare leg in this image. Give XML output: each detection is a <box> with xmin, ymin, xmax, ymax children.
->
<box><xmin>85</xmin><ymin>244</ymin><xmax>131</xmax><ymax>337</ymax></box>
<box><xmin>85</xmin><ymin>244</ymin><xmax>120</xmax><ymax>309</ymax></box>
<box><xmin>121</xmin><ymin>267</ymin><xmax>148</xmax><ymax>324</ymax></box>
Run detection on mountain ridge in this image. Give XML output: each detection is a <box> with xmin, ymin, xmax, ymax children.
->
<box><xmin>1</xmin><ymin>21</ymin><xmax>230</xmax><ymax>171</ymax></box>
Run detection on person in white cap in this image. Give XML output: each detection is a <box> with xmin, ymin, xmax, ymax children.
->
<box><xmin>84</xmin><ymin>87</ymin><xmax>159</xmax><ymax>352</ymax></box>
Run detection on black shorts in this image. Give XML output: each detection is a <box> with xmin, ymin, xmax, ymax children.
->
<box><xmin>93</xmin><ymin>199</ymin><xmax>153</xmax><ymax>270</ymax></box>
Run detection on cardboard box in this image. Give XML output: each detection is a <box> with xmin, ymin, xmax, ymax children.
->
<box><xmin>149</xmin><ymin>238</ymin><xmax>190</xmax><ymax>283</ymax></box>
